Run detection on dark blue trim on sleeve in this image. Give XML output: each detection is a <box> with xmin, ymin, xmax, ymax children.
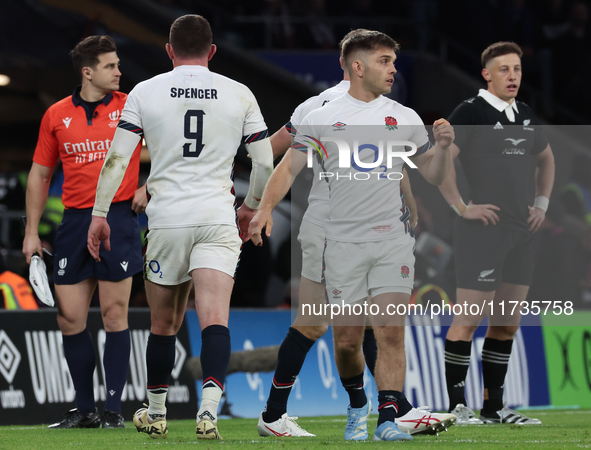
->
<box><xmin>117</xmin><ymin>119</ymin><xmax>144</xmax><ymax>136</ymax></box>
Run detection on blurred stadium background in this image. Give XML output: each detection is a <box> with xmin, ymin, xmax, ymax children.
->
<box><xmin>1</xmin><ymin>0</ymin><xmax>590</xmax><ymax>426</ymax></box>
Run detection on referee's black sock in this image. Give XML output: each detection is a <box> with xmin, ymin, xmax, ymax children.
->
<box><xmin>445</xmin><ymin>339</ymin><xmax>472</xmax><ymax>411</ymax></box>
<box><xmin>103</xmin><ymin>329</ymin><xmax>130</xmax><ymax>413</ymax></box>
<box><xmin>362</xmin><ymin>328</ymin><xmax>377</xmax><ymax>378</ymax></box>
<box><xmin>263</xmin><ymin>327</ymin><xmax>315</xmax><ymax>423</ymax></box>
<box><xmin>62</xmin><ymin>329</ymin><xmax>96</xmax><ymax>415</ymax></box>
<box><xmin>341</xmin><ymin>372</ymin><xmax>367</xmax><ymax>408</ymax></box>
<box><xmin>481</xmin><ymin>338</ymin><xmax>513</xmax><ymax>414</ymax></box>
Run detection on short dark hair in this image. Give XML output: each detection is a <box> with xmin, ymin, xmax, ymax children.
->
<box><xmin>341</xmin><ymin>31</ymin><xmax>400</xmax><ymax>67</ymax></box>
<box><xmin>481</xmin><ymin>42</ymin><xmax>523</xmax><ymax>67</ymax></box>
<box><xmin>338</xmin><ymin>28</ymin><xmax>371</xmax><ymax>57</ymax></box>
<box><xmin>169</xmin><ymin>14</ymin><xmax>212</xmax><ymax>59</ymax></box>
<box><xmin>70</xmin><ymin>36</ymin><xmax>117</xmax><ymax>77</ymax></box>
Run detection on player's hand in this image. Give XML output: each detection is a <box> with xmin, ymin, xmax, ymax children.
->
<box><xmin>87</xmin><ymin>216</ymin><xmax>111</xmax><ymax>261</ymax></box>
<box><xmin>463</xmin><ymin>201</ymin><xmax>500</xmax><ymax>226</ymax></box>
<box><xmin>433</xmin><ymin>118</ymin><xmax>454</xmax><ymax>150</ymax></box>
<box><xmin>249</xmin><ymin>208</ymin><xmax>273</xmax><ymax>247</ymax></box>
<box><xmin>22</xmin><ymin>234</ymin><xmax>43</xmax><ymax>265</ymax></box>
<box><xmin>527</xmin><ymin>205</ymin><xmax>545</xmax><ymax>233</ymax></box>
<box><xmin>237</xmin><ymin>203</ymin><xmax>258</xmax><ymax>243</ymax></box>
<box><xmin>131</xmin><ymin>185</ymin><xmax>148</xmax><ymax>214</ymax></box>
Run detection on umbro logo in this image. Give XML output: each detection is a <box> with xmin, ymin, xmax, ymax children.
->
<box><xmin>332</xmin><ymin>289</ymin><xmax>342</xmax><ymax>296</ymax></box>
<box><xmin>120</xmin><ymin>261</ymin><xmax>129</xmax><ymax>271</ymax></box>
<box><xmin>493</xmin><ymin>122</ymin><xmax>504</xmax><ymax>130</ymax></box>
<box><xmin>478</xmin><ymin>269</ymin><xmax>496</xmax><ymax>282</ymax></box>
<box><xmin>63</xmin><ymin>117</ymin><xmax>72</xmax><ymax>128</ymax></box>
<box><xmin>332</xmin><ymin>122</ymin><xmax>346</xmax><ymax>131</ymax></box>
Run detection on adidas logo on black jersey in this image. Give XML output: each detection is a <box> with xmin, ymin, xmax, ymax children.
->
<box><xmin>493</xmin><ymin>122</ymin><xmax>504</xmax><ymax>130</ymax></box>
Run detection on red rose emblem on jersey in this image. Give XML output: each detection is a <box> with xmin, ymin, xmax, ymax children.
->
<box><xmin>401</xmin><ymin>265</ymin><xmax>410</xmax><ymax>278</ymax></box>
<box><xmin>385</xmin><ymin>116</ymin><xmax>398</xmax><ymax>130</ymax></box>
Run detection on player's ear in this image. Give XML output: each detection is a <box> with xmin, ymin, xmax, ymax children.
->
<box><xmin>482</xmin><ymin>67</ymin><xmax>491</xmax><ymax>83</ymax></box>
<box><xmin>207</xmin><ymin>44</ymin><xmax>217</xmax><ymax>61</ymax></box>
<box><xmin>165</xmin><ymin>43</ymin><xmax>174</xmax><ymax>61</ymax></box>
<box><xmin>352</xmin><ymin>59</ymin><xmax>364</xmax><ymax>78</ymax></box>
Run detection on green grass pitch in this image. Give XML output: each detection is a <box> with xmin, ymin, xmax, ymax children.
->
<box><xmin>1</xmin><ymin>409</ymin><xmax>590</xmax><ymax>449</ymax></box>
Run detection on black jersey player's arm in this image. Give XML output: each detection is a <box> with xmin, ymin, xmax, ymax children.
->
<box><xmin>436</xmin><ymin>142</ymin><xmax>501</xmax><ymax>226</ymax></box>
<box><xmin>527</xmin><ymin>144</ymin><xmax>555</xmax><ymax>233</ymax></box>
<box><xmin>249</xmin><ymin>148</ymin><xmax>307</xmax><ymax>246</ymax></box>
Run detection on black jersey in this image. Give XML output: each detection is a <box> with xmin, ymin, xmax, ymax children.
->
<box><xmin>449</xmin><ymin>95</ymin><xmax>548</xmax><ymax>230</ymax></box>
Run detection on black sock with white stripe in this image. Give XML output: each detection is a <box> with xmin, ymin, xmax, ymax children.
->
<box><xmin>341</xmin><ymin>372</ymin><xmax>367</xmax><ymax>408</ymax></box>
<box><xmin>481</xmin><ymin>338</ymin><xmax>513</xmax><ymax>414</ymax></box>
<box><xmin>377</xmin><ymin>390</ymin><xmax>412</xmax><ymax>425</ymax></box>
<box><xmin>445</xmin><ymin>339</ymin><xmax>472</xmax><ymax>411</ymax></box>
<box><xmin>263</xmin><ymin>327</ymin><xmax>315</xmax><ymax>423</ymax></box>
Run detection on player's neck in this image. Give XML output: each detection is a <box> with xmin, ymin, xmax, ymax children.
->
<box><xmin>80</xmin><ymin>82</ymin><xmax>111</xmax><ymax>103</ymax></box>
<box><xmin>173</xmin><ymin>58</ymin><xmax>209</xmax><ymax>68</ymax></box>
<box><xmin>348</xmin><ymin>84</ymin><xmax>380</xmax><ymax>103</ymax></box>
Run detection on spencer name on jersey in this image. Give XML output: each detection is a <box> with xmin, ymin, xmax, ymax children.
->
<box><xmin>170</xmin><ymin>87</ymin><xmax>218</xmax><ymax>99</ymax></box>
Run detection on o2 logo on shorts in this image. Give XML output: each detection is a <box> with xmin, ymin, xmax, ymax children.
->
<box><xmin>147</xmin><ymin>260</ymin><xmax>163</xmax><ymax>279</ymax></box>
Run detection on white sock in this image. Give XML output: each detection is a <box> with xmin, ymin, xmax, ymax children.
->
<box><xmin>197</xmin><ymin>386</ymin><xmax>223</xmax><ymax>423</ymax></box>
<box><xmin>147</xmin><ymin>389</ymin><xmax>167</xmax><ymax>422</ymax></box>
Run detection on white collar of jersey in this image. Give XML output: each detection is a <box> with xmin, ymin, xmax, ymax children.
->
<box><xmin>343</xmin><ymin>92</ymin><xmax>384</xmax><ymax>108</ymax></box>
<box><xmin>173</xmin><ymin>64</ymin><xmax>209</xmax><ymax>72</ymax></box>
<box><xmin>478</xmin><ymin>89</ymin><xmax>519</xmax><ymax>119</ymax></box>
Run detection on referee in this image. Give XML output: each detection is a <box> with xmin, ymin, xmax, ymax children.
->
<box><xmin>438</xmin><ymin>42</ymin><xmax>555</xmax><ymax>425</ymax></box>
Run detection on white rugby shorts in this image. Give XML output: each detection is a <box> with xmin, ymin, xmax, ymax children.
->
<box><xmin>297</xmin><ymin>219</ymin><xmax>325</xmax><ymax>283</ymax></box>
<box><xmin>323</xmin><ymin>235</ymin><xmax>415</xmax><ymax>305</ymax></box>
<box><xmin>144</xmin><ymin>225</ymin><xmax>242</xmax><ymax>285</ymax></box>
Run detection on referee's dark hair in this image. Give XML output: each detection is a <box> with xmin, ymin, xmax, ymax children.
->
<box><xmin>169</xmin><ymin>14</ymin><xmax>212</xmax><ymax>59</ymax></box>
<box><xmin>70</xmin><ymin>36</ymin><xmax>117</xmax><ymax>78</ymax></box>
<box><xmin>481</xmin><ymin>42</ymin><xmax>523</xmax><ymax>68</ymax></box>
<box><xmin>341</xmin><ymin>30</ymin><xmax>400</xmax><ymax>68</ymax></box>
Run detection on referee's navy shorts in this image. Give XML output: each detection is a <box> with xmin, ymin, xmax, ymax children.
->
<box><xmin>454</xmin><ymin>218</ymin><xmax>535</xmax><ymax>291</ymax></box>
<box><xmin>53</xmin><ymin>200</ymin><xmax>143</xmax><ymax>284</ymax></box>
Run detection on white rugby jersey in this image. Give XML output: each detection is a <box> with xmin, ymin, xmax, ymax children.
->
<box><xmin>287</xmin><ymin>80</ymin><xmax>349</xmax><ymax>226</ymax></box>
<box><xmin>295</xmin><ymin>93</ymin><xmax>430</xmax><ymax>242</ymax></box>
<box><xmin>119</xmin><ymin>65</ymin><xmax>268</xmax><ymax>228</ymax></box>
